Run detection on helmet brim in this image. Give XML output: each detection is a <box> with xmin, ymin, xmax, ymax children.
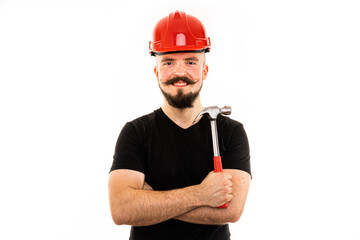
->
<box><xmin>150</xmin><ymin>48</ymin><xmax>210</xmax><ymax>57</ymax></box>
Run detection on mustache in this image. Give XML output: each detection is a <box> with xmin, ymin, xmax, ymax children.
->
<box><xmin>162</xmin><ymin>76</ymin><xmax>196</xmax><ymax>86</ymax></box>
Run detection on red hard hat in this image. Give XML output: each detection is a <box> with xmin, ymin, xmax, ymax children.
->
<box><xmin>149</xmin><ymin>10</ymin><xmax>211</xmax><ymax>56</ymax></box>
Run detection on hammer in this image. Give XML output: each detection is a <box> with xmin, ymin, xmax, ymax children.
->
<box><xmin>193</xmin><ymin>106</ymin><xmax>232</xmax><ymax>208</ymax></box>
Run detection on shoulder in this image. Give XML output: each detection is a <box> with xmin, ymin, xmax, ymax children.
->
<box><xmin>120</xmin><ymin>109</ymin><xmax>161</xmax><ymax>140</ymax></box>
<box><xmin>217</xmin><ymin>115</ymin><xmax>248</xmax><ymax>146</ymax></box>
<box><xmin>217</xmin><ymin>115</ymin><xmax>244</xmax><ymax>133</ymax></box>
<box><xmin>130</xmin><ymin>109</ymin><xmax>157</xmax><ymax>124</ymax></box>
<box><xmin>125</xmin><ymin>109</ymin><xmax>159</xmax><ymax>130</ymax></box>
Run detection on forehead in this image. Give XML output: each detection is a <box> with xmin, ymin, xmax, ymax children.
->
<box><xmin>156</xmin><ymin>52</ymin><xmax>205</xmax><ymax>62</ymax></box>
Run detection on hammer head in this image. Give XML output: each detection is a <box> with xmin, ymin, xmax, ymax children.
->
<box><xmin>193</xmin><ymin>106</ymin><xmax>232</xmax><ymax>123</ymax></box>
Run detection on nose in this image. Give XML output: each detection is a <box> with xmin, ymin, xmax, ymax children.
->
<box><xmin>174</xmin><ymin>62</ymin><xmax>186</xmax><ymax>76</ymax></box>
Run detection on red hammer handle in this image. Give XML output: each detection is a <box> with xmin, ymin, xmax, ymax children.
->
<box><xmin>214</xmin><ymin>156</ymin><xmax>228</xmax><ymax>208</ymax></box>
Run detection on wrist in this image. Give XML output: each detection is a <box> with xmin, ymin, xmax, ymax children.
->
<box><xmin>189</xmin><ymin>184</ymin><xmax>205</xmax><ymax>208</ymax></box>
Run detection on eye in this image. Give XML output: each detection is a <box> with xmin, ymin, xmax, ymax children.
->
<box><xmin>162</xmin><ymin>61</ymin><xmax>173</xmax><ymax>66</ymax></box>
<box><xmin>186</xmin><ymin>61</ymin><xmax>197</xmax><ymax>65</ymax></box>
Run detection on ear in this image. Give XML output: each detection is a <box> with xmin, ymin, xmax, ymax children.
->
<box><xmin>154</xmin><ymin>66</ymin><xmax>159</xmax><ymax>80</ymax></box>
<box><xmin>202</xmin><ymin>64</ymin><xmax>209</xmax><ymax>80</ymax></box>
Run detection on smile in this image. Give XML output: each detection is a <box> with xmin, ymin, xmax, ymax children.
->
<box><xmin>172</xmin><ymin>81</ymin><xmax>188</xmax><ymax>87</ymax></box>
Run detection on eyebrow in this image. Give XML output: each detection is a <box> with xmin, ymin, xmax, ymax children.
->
<box><xmin>161</xmin><ymin>58</ymin><xmax>175</xmax><ymax>62</ymax></box>
<box><xmin>184</xmin><ymin>57</ymin><xmax>199</xmax><ymax>61</ymax></box>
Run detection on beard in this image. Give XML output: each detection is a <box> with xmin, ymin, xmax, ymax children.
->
<box><xmin>159</xmin><ymin>76</ymin><xmax>202</xmax><ymax>109</ymax></box>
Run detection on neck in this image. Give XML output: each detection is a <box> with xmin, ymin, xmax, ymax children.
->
<box><xmin>161</xmin><ymin>98</ymin><xmax>204</xmax><ymax>129</ymax></box>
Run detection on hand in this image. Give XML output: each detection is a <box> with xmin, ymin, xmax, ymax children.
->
<box><xmin>142</xmin><ymin>181</ymin><xmax>153</xmax><ymax>190</ymax></box>
<box><xmin>198</xmin><ymin>171</ymin><xmax>233</xmax><ymax>207</ymax></box>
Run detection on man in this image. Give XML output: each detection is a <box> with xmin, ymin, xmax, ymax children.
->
<box><xmin>108</xmin><ymin>10</ymin><xmax>251</xmax><ymax>240</ymax></box>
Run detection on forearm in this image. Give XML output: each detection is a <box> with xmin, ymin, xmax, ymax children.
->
<box><xmin>174</xmin><ymin>202</ymin><xmax>238</xmax><ymax>225</ymax></box>
<box><xmin>110</xmin><ymin>185</ymin><xmax>202</xmax><ymax>226</ymax></box>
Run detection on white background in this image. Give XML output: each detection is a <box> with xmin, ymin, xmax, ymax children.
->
<box><xmin>1</xmin><ymin>0</ymin><xmax>359</xmax><ymax>239</ymax></box>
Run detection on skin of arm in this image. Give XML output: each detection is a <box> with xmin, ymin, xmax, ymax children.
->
<box><xmin>174</xmin><ymin>169</ymin><xmax>251</xmax><ymax>225</ymax></box>
<box><xmin>108</xmin><ymin>169</ymin><xmax>233</xmax><ymax>226</ymax></box>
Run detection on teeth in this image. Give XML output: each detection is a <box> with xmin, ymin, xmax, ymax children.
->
<box><xmin>173</xmin><ymin>82</ymin><xmax>187</xmax><ymax>86</ymax></box>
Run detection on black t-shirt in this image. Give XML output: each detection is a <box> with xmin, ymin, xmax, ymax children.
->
<box><xmin>110</xmin><ymin>108</ymin><xmax>251</xmax><ymax>240</ymax></box>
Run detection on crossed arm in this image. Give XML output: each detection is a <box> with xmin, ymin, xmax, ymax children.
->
<box><xmin>173</xmin><ymin>169</ymin><xmax>250</xmax><ymax>225</ymax></box>
<box><xmin>108</xmin><ymin>169</ymin><xmax>250</xmax><ymax>226</ymax></box>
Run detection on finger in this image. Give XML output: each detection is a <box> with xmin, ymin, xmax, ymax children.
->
<box><xmin>224</xmin><ymin>173</ymin><xmax>232</xmax><ymax>180</ymax></box>
<box><xmin>226</xmin><ymin>193</ymin><xmax>233</xmax><ymax>202</ymax></box>
<box><xmin>226</xmin><ymin>186</ymin><xmax>233</xmax><ymax>194</ymax></box>
<box><xmin>143</xmin><ymin>181</ymin><xmax>153</xmax><ymax>190</ymax></box>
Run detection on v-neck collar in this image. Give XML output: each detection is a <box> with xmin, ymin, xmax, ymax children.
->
<box><xmin>157</xmin><ymin>108</ymin><xmax>206</xmax><ymax>133</ymax></box>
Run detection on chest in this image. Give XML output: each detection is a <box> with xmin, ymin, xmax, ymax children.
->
<box><xmin>144</xmin><ymin>125</ymin><xmax>214</xmax><ymax>190</ymax></box>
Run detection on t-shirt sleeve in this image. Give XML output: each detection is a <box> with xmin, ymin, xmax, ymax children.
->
<box><xmin>109</xmin><ymin>122</ymin><xmax>146</xmax><ymax>174</ymax></box>
<box><xmin>222</xmin><ymin>124</ymin><xmax>251</xmax><ymax>177</ymax></box>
